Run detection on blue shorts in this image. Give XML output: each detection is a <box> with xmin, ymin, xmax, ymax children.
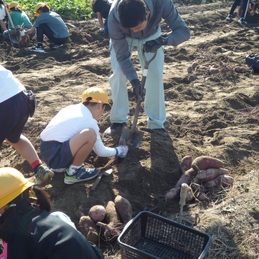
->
<box><xmin>0</xmin><ymin>91</ymin><xmax>29</xmax><ymax>143</ymax></box>
<box><xmin>40</xmin><ymin>140</ymin><xmax>73</xmax><ymax>169</ymax></box>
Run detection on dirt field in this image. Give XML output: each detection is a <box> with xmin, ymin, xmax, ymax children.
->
<box><xmin>1</xmin><ymin>2</ymin><xmax>259</xmax><ymax>258</ymax></box>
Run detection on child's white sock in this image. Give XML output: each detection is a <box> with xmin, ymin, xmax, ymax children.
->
<box><xmin>68</xmin><ymin>165</ymin><xmax>81</xmax><ymax>175</ymax></box>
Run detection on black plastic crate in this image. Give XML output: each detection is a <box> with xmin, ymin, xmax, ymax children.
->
<box><xmin>118</xmin><ymin>211</ymin><xmax>211</xmax><ymax>259</ymax></box>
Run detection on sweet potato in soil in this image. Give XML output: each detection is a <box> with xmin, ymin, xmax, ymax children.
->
<box><xmin>89</xmin><ymin>205</ymin><xmax>106</xmax><ymax>222</ymax></box>
<box><xmin>78</xmin><ymin>216</ymin><xmax>99</xmax><ymax>244</ymax></box>
<box><xmin>104</xmin><ymin>201</ymin><xmax>120</xmax><ymax>224</ymax></box>
<box><xmin>165</xmin><ymin>186</ymin><xmax>180</xmax><ymax>201</ymax></box>
<box><xmin>103</xmin><ymin>201</ymin><xmax>122</xmax><ymax>241</ymax></box>
<box><xmin>176</xmin><ymin>168</ymin><xmax>197</xmax><ymax>188</ymax></box>
<box><xmin>114</xmin><ymin>195</ymin><xmax>132</xmax><ymax>224</ymax></box>
<box><xmin>204</xmin><ymin>175</ymin><xmax>234</xmax><ymax>189</ymax></box>
<box><xmin>165</xmin><ymin>168</ymin><xmax>197</xmax><ymax>201</ymax></box>
<box><xmin>180</xmin><ymin>156</ymin><xmax>192</xmax><ymax>174</ymax></box>
<box><xmin>194</xmin><ymin>168</ymin><xmax>229</xmax><ymax>182</ymax></box>
<box><xmin>192</xmin><ymin>156</ymin><xmax>224</xmax><ymax>172</ymax></box>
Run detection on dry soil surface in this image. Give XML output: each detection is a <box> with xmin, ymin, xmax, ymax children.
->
<box><xmin>0</xmin><ymin>2</ymin><xmax>259</xmax><ymax>258</ymax></box>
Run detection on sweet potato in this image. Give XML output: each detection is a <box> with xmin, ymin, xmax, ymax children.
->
<box><xmin>180</xmin><ymin>156</ymin><xmax>192</xmax><ymax>174</ymax></box>
<box><xmin>194</xmin><ymin>168</ymin><xmax>229</xmax><ymax>182</ymax></box>
<box><xmin>104</xmin><ymin>201</ymin><xmax>120</xmax><ymax>224</ymax></box>
<box><xmin>204</xmin><ymin>175</ymin><xmax>234</xmax><ymax>189</ymax></box>
<box><xmin>197</xmin><ymin>192</ymin><xmax>209</xmax><ymax>202</ymax></box>
<box><xmin>165</xmin><ymin>186</ymin><xmax>180</xmax><ymax>201</ymax></box>
<box><xmin>114</xmin><ymin>195</ymin><xmax>132</xmax><ymax>224</ymax></box>
<box><xmin>89</xmin><ymin>205</ymin><xmax>106</xmax><ymax>222</ymax></box>
<box><xmin>78</xmin><ymin>216</ymin><xmax>99</xmax><ymax>244</ymax></box>
<box><xmin>220</xmin><ymin>175</ymin><xmax>234</xmax><ymax>187</ymax></box>
<box><xmin>192</xmin><ymin>156</ymin><xmax>224</xmax><ymax>172</ymax></box>
<box><xmin>103</xmin><ymin>201</ymin><xmax>123</xmax><ymax>241</ymax></box>
<box><xmin>175</xmin><ymin>168</ymin><xmax>198</xmax><ymax>188</ymax></box>
<box><xmin>190</xmin><ymin>182</ymin><xmax>205</xmax><ymax>194</ymax></box>
<box><xmin>186</xmin><ymin>188</ymin><xmax>194</xmax><ymax>201</ymax></box>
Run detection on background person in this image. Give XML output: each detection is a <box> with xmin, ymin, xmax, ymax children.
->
<box><xmin>0</xmin><ymin>0</ymin><xmax>7</xmax><ymax>33</ymax></box>
<box><xmin>3</xmin><ymin>1</ymin><xmax>32</xmax><ymax>39</ymax></box>
<box><xmin>0</xmin><ymin>65</ymin><xmax>54</xmax><ymax>185</ymax></box>
<box><xmin>26</xmin><ymin>2</ymin><xmax>69</xmax><ymax>53</ymax></box>
<box><xmin>90</xmin><ymin>0</ymin><xmax>111</xmax><ymax>35</ymax></box>
<box><xmin>0</xmin><ymin>167</ymin><xmax>104</xmax><ymax>259</ymax></box>
<box><xmin>226</xmin><ymin>0</ymin><xmax>250</xmax><ymax>24</ymax></box>
<box><xmin>40</xmin><ymin>87</ymin><xmax>129</xmax><ymax>184</ymax></box>
<box><xmin>104</xmin><ymin>0</ymin><xmax>190</xmax><ymax>137</ymax></box>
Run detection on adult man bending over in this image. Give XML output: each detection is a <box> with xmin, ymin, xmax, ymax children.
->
<box><xmin>104</xmin><ymin>0</ymin><xmax>190</xmax><ymax>136</ymax></box>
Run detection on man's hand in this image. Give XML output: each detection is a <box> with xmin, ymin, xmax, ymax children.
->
<box><xmin>130</xmin><ymin>79</ymin><xmax>142</xmax><ymax>102</ymax></box>
<box><xmin>115</xmin><ymin>146</ymin><xmax>129</xmax><ymax>158</ymax></box>
<box><xmin>143</xmin><ymin>35</ymin><xmax>168</xmax><ymax>53</ymax></box>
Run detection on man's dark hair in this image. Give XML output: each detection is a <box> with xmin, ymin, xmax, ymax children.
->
<box><xmin>118</xmin><ymin>0</ymin><xmax>147</xmax><ymax>28</ymax></box>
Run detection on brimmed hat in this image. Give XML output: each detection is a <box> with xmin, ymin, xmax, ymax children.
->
<box><xmin>82</xmin><ymin>87</ymin><xmax>111</xmax><ymax>111</ymax></box>
<box><xmin>0</xmin><ymin>167</ymin><xmax>34</xmax><ymax>208</ymax></box>
<box><xmin>35</xmin><ymin>2</ymin><xmax>48</xmax><ymax>15</ymax></box>
<box><xmin>8</xmin><ymin>1</ymin><xmax>19</xmax><ymax>10</ymax></box>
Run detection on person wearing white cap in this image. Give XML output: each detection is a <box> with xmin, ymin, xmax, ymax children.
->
<box><xmin>40</xmin><ymin>87</ymin><xmax>129</xmax><ymax>184</ymax></box>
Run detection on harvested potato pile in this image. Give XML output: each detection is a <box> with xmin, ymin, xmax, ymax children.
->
<box><xmin>78</xmin><ymin>195</ymin><xmax>132</xmax><ymax>244</ymax></box>
<box><xmin>165</xmin><ymin>156</ymin><xmax>234</xmax><ymax>202</ymax></box>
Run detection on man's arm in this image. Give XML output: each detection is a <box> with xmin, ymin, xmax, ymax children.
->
<box><xmin>108</xmin><ymin>5</ymin><xmax>138</xmax><ymax>82</ymax></box>
<box><xmin>162</xmin><ymin>0</ymin><xmax>190</xmax><ymax>46</ymax></box>
<box><xmin>26</xmin><ymin>26</ymin><xmax>36</xmax><ymax>35</ymax></box>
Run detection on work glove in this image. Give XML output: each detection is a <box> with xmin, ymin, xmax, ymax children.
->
<box><xmin>130</xmin><ymin>79</ymin><xmax>142</xmax><ymax>102</ymax></box>
<box><xmin>115</xmin><ymin>146</ymin><xmax>129</xmax><ymax>158</ymax></box>
<box><xmin>143</xmin><ymin>34</ymin><xmax>169</xmax><ymax>53</ymax></box>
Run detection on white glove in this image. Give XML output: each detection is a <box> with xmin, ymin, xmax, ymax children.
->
<box><xmin>115</xmin><ymin>146</ymin><xmax>129</xmax><ymax>158</ymax></box>
<box><xmin>99</xmin><ymin>27</ymin><xmax>105</xmax><ymax>33</ymax></box>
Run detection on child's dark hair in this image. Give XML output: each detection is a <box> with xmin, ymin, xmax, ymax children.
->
<box><xmin>10</xmin><ymin>6</ymin><xmax>22</xmax><ymax>12</ymax></box>
<box><xmin>0</xmin><ymin>186</ymin><xmax>51</xmax><ymax>242</ymax></box>
<box><xmin>118</xmin><ymin>0</ymin><xmax>147</xmax><ymax>28</ymax></box>
<box><xmin>39</xmin><ymin>5</ymin><xmax>50</xmax><ymax>13</ymax></box>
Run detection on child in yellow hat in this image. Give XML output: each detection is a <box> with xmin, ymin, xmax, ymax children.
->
<box><xmin>26</xmin><ymin>3</ymin><xmax>69</xmax><ymax>53</ymax></box>
<box><xmin>40</xmin><ymin>87</ymin><xmax>129</xmax><ymax>184</ymax></box>
<box><xmin>0</xmin><ymin>167</ymin><xmax>104</xmax><ymax>259</ymax></box>
<box><xmin>3</xmin><ymin>1</ymin><xmax>33</xmax><ymax>39</ymax></box>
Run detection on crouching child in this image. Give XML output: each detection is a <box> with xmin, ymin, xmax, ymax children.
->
<box><xmin>40</xmin><ymin>87</ymin><xmax>129</xmax><ymax>184</ymax></box>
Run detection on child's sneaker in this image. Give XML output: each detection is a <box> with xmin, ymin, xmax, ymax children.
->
<box><xmin>238</xmin><ymin>18</ymin><xmax>247</xmax><ymax>24</ymax></box>
<box><xmin>28</xmin><ymin>45</ymin><xmax>45</xmax><ymax>53</ymax></box>
<box><xmin>35</xmin><ymin>164</ymin><xmax>54</xmax><ymax>185</ymax></box>
<box><xmin>226</xmin><ymin>14</ymin><xmax>232</xmax><ymax>21</ymax></box>
<box><xmin>52</xmin><ymin>44</ymin><xmax>63</xmax><ymax>49</ymax></box>
<box><xmin>64</xmin><ymin>166</ymin><xmax>100</xmax><ymax>184</ymax></box>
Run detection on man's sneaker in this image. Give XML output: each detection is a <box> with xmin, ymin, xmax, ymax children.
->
<box><xmin>52</xmin><ymin>44</ymin><xmax>63</xmax><ymax>49</ymax></box>
<box><xmin>28</xmin><ymin>45</ymin><xmax>45</xmax><ymax>53</ymax></box>
<box><xmin>226</xmin><ymin>14</ymin><xmax>232</xmax><ymax>21</ymax></box>
<box><xmin>104</xmin><ymin>122</ymin><xmax>127</xmax><ymax>136</ymax></box>
<box><xmin>35</xmin><ymin>164</ymin><xmax>54</xmax><ymax>185</ymax></box>
<box><xmin>64</xmin><ymin>166</ymin><xmax>100</xmax><ymax>184</ymax></box>
<box><xmin>238</xmin><ymin>18</ymin><xmax>247</xmax><ymax>24</ymax></box>
<box><xmin>152</xmin><ymin>128</ymin><xmax>168</xmax><ymax>136</ymax></box>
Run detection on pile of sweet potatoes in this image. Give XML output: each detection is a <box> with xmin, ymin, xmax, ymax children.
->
<box><xmin>165</xmin><ymin>156</ymin><xmax>234</xmax><ymax>202</ymax></box>
<box><xmin>78</xmin><ymin>195</ymin><xmax>132</xmax><ymax>244</ymax></box>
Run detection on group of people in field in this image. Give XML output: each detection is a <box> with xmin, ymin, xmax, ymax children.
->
<box><xmin>0</xmin><ymin>0</ymin><xmax>256</xmax><ymax>257</ymax></box>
